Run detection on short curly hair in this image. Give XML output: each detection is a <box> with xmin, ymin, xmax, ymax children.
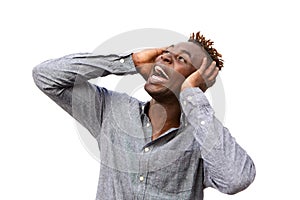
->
<box><xmin>188</xmin><ymin>32</ymin><xmax>224</xmax><ymax>70</ymax></box>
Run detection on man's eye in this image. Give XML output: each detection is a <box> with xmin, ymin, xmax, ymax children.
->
<box><xmin>178</xmin><ymin>56</ymin><xmax>186</xmax><ymax>63</ymax></box>
<box><xmin>162</xmin><ymin>50</ymin><xmax>171</xmax><ymax>55</ymax></box>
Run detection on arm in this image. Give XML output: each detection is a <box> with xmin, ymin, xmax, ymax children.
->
<box><xmin>180</xmin><ymin>88</ymin><xmax>255</xmax><ymax>194</ymax></box>
<box><xmin>180</xmin><ymin>58</ymin><xmax>256</xmax><ymax>194</ymax></box>
<box><xmin>32</xmin><ymin>52</ymin><xmax>136</xmax><ymax>137</ymax></box>
<box><xmin>32</xmin><ymin>48</ymin><xmax>164</xmax><ymax>138</ymax></box>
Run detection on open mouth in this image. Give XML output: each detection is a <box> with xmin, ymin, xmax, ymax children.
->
<box><xmin>152</xmin><ymin>65</ymin><xmax>169</xmax><ymax>80</ymax></box>
<box><xmin>147</xmin><ymin>65</ymin><xmax>170</xmax><ymax>85</ymax></box>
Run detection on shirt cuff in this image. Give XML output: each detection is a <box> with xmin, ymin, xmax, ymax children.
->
<box><xmin>180</xmin><ymin>87</ymin><xmax>211</xmax><ymax>108</ymax></box>
<box><xmin>69</xmin><ymin>52</ymin><xmax>137</xmax><ymax>75</ymax></box>
<box><xmin>111</xmin><ymin>53</ymin><xmax>137</xmax><ymax>74</ymax></box>
<box><xmin>179</xmin><ymin>87</ymin><xmax>214</xmax><ymax>123</ymax></box>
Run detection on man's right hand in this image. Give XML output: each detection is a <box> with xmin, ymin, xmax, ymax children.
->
<box><xmin>132</xmin><ymin>48</ymin><xmax>166</xmax><ymax>80</ymax></box>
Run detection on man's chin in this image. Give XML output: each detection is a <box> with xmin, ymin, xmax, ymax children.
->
<box><xmin>144</xmin><ymin>82</ymin><xmax>167</xmax><ymax>95</ymax></box>
<box><xmin>144</xmin><ymin>83</ymin><xmax>179</xmax><ymax>101</ymax></box>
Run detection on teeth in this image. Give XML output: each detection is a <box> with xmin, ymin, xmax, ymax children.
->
<box><xmin>154</xmin><ymin>66</ymin><xmax>169</xmax><ymax>80</ymax></box>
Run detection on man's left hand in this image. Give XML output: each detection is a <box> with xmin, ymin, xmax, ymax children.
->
<box><xmin>181</xmin><ymin>57</ymin><xmax>219</xmax><ymax>92</ymax></box>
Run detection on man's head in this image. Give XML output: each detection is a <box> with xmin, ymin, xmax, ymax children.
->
<box><xmin>144</xmin><ymin>32</ymin><xmax>223</xmax><ymax>101</ymax></box>
<box><xmin>188</xmin><ymin>32</ymin><xmax>223</xmax><ymax>70</ymax></box>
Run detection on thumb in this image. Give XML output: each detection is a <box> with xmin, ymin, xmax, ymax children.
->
<box><xmin>155</xmin><ymin>47</ymin><xmax>168</xmax><ymax>55</ymax></box>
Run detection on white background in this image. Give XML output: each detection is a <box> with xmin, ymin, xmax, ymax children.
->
<box><xmin>1</xmin><ymin>0</ymin><xmax>300</xmax><ymax>199</ymax></box>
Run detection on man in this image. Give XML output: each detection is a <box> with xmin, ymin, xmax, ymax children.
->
<box><xmin>33</xmin><ymin>32</ymin><xmax>255</xmax><ymax>199</ymax></box>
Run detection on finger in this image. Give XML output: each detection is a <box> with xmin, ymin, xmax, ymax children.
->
<box><xmin>207</xmin><ymin>67</ymin><xmax>219</xmax><ymax>83</ymax></box>
<box><xmin>209</xmin><ymin>79</ymin><xmax>216</xmax><ymax>88</ymax></box>
<box><xmin>156</xmin><ymin>48</ymin><xmax>165</xmax><ymax>54</ymax></box>
<box><xmin>156</xmin><ymin>47</ymin><xmax>168</xmax><ymax>54</ymax></box>
<box><xmin>204</xmin><ymin>61</ymin><xmax>217</xmax><ymax>77</ymax></box>
<box><xmin>148</xmin><ymin>48</ymin><xmax>165</xmax><ymax>62</ymax></box>
<box><xmin>198</xmin><ymin>57</ymin><xmax>208</xmax><ymax>74</ymax></box>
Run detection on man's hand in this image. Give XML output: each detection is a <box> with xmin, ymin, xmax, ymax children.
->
<box><xmin>132</xmin><ymin>48</ymin><xmax>166</xmax><ymax>80</ymax></box>
<box><xmin>181</xmin><ymin>57</ymin><xmax>219</xmax><ymax>92</ymax></box>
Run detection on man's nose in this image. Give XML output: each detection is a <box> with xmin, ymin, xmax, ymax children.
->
<box><xmin>160</xmin><ymin>54</ymin><xmax>173</xmax><ymax>65</ymax></box>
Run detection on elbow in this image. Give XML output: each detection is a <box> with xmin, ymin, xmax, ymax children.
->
<box><xmin>32</xmin><ymin>65</ymin><xmax>42</xmax><ymax>89</ymax></box>
<box><xmin>32</xmin><ymin>63</ymin><xmax>54</xmax><ymax>94</ymax></box>
<box><xmin>224</xmin><ymin>162</ymin><xmax>256</xmax><ymax>195</ymax></box>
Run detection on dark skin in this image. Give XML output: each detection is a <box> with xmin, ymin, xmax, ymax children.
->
<box><xmin>132</xmin><ymin>42</ymin><xmax>219</xmax><ymax>140</ymax></box>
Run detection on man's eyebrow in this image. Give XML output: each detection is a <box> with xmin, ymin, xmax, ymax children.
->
<box><xmin>181</xmin><ymin>49</ymin><xmax>191</xmax><ymax>58</ymax></box>
<box><xmin>167</xmin><ymin>45</ymin><xmax>191</xmax><ymax>58</ymax></box>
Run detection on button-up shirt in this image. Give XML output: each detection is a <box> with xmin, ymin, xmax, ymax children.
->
<box><xmin>33</xmin><ymin>52</ymin><xmax>255</xmax><ymax>200</ymax></box>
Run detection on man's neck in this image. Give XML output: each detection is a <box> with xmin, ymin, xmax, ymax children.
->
<box><xmin>148</xmin><ymin>98</ymin><xmax>181</xmax><ymax>140</ymax></box>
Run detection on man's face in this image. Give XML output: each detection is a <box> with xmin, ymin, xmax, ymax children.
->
<box><xmin>144</xmin><ymin>42</ymin><xmax>205</xmax><ymax>99</ymax></box>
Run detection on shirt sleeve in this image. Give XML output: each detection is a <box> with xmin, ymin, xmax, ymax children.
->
<box><xmin>32</xmin><ymin>53</ymin><xmax>136</xmax><ymax>138</ymax></box>
<box><xmin>180</xmin><ymin>87</ymin><xmax>256</xmax><ymax>194</ymax></box>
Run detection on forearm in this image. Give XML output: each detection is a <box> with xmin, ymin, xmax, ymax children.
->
<box><xmin>180</xmin><ymin>88</ymin><xmax>256</xmax><ymax>194</ymax></box>
<box><xmin>32</xmin><ymin>52</ymin><xmax>136</xmax><ymax>96</ymax></box>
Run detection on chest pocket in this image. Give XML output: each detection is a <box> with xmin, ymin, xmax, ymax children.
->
<box><xmin>147</xmin><ymin>150</ymin><xmax>199</xmax><ymax>194</ymax></box>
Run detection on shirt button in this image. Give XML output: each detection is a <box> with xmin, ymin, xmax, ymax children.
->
<box><xmin>139</xmin><ymin>176</ymin><xmax>144</xmax><ymax>182</ymax></box>
<box><xmin>146</xmin><ymin>123</ymin><xmax>150</xmax><ymax>127</ymax></box>
<box><xmin>144</xmin><ymin>147</ymin><xmax>150</xmax><ymax>152</ymax></box>
<box><xmin>200</xmin><ymin>120</ymin><xmax>205</xmax><ymax>125</ymax></box>
<box><xmin>187</xmin><ymin>96</ymin><xmax>192</xmax><ymax>101</ymax></box>
<box><xmin>183</xmin><ymin>101</ymin><xmax>187</xmax><ymax>106</ymax></box>
<box><xmin>119</xmin><ymin>58</ymin><xmax>124</xmax><ymax>63</ymax></box>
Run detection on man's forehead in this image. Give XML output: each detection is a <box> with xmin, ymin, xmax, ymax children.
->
<box><xmin>168</xmin><ymin>42</ymin><xmax>205</xmax><ymax>68</ymax></box>
<box><xmin>168</xmin><ymin>42</ymin><xmax>203</xmax><ymax>55</ymax></box>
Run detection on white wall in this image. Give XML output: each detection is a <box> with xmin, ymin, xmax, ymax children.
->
<box><xmin>1</xmin><ymin>0</ymin><xmax>299</xmax><ymax>199</ymax></box>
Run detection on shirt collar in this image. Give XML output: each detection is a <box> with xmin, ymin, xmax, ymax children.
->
<box><xmin>140</xmin><ymin>101</ymin><xmax>188</xmax><ymax>144</ymax></box>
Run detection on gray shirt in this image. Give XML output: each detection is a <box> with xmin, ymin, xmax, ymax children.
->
<box><xmin>32</xmin><ymin>52</ymin><xmax>255</xmax><ymax>200</ymax></box>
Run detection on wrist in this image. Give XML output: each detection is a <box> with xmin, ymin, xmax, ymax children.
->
<box><xmin>131</xmin><ymin>53</ymin><xmax>140</xmax><ymax>67</ymax></box>
<box><xmin>199</xmin><ymin>83</ymin><xmax>208</xmax><ymax>92</ymax></box>
<box><xmin>181</xmin><ymin>83</ymin><xmax>207</xmax><ymax>93</ymax></box>
<box><xmin>180</xmin><ymin>84</ymin><xmax>191</xmax><ymax>92</ymax></box>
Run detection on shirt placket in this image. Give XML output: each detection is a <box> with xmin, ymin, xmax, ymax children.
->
<box><xmin>137</xmin><ymin>144</ymin><xmax>153</xmax><ymax>199</ymax></box>
<box><xmin>136</xmin><ymin>110</ymin><xmax>153</xmax><ymax>200</ymax></box>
